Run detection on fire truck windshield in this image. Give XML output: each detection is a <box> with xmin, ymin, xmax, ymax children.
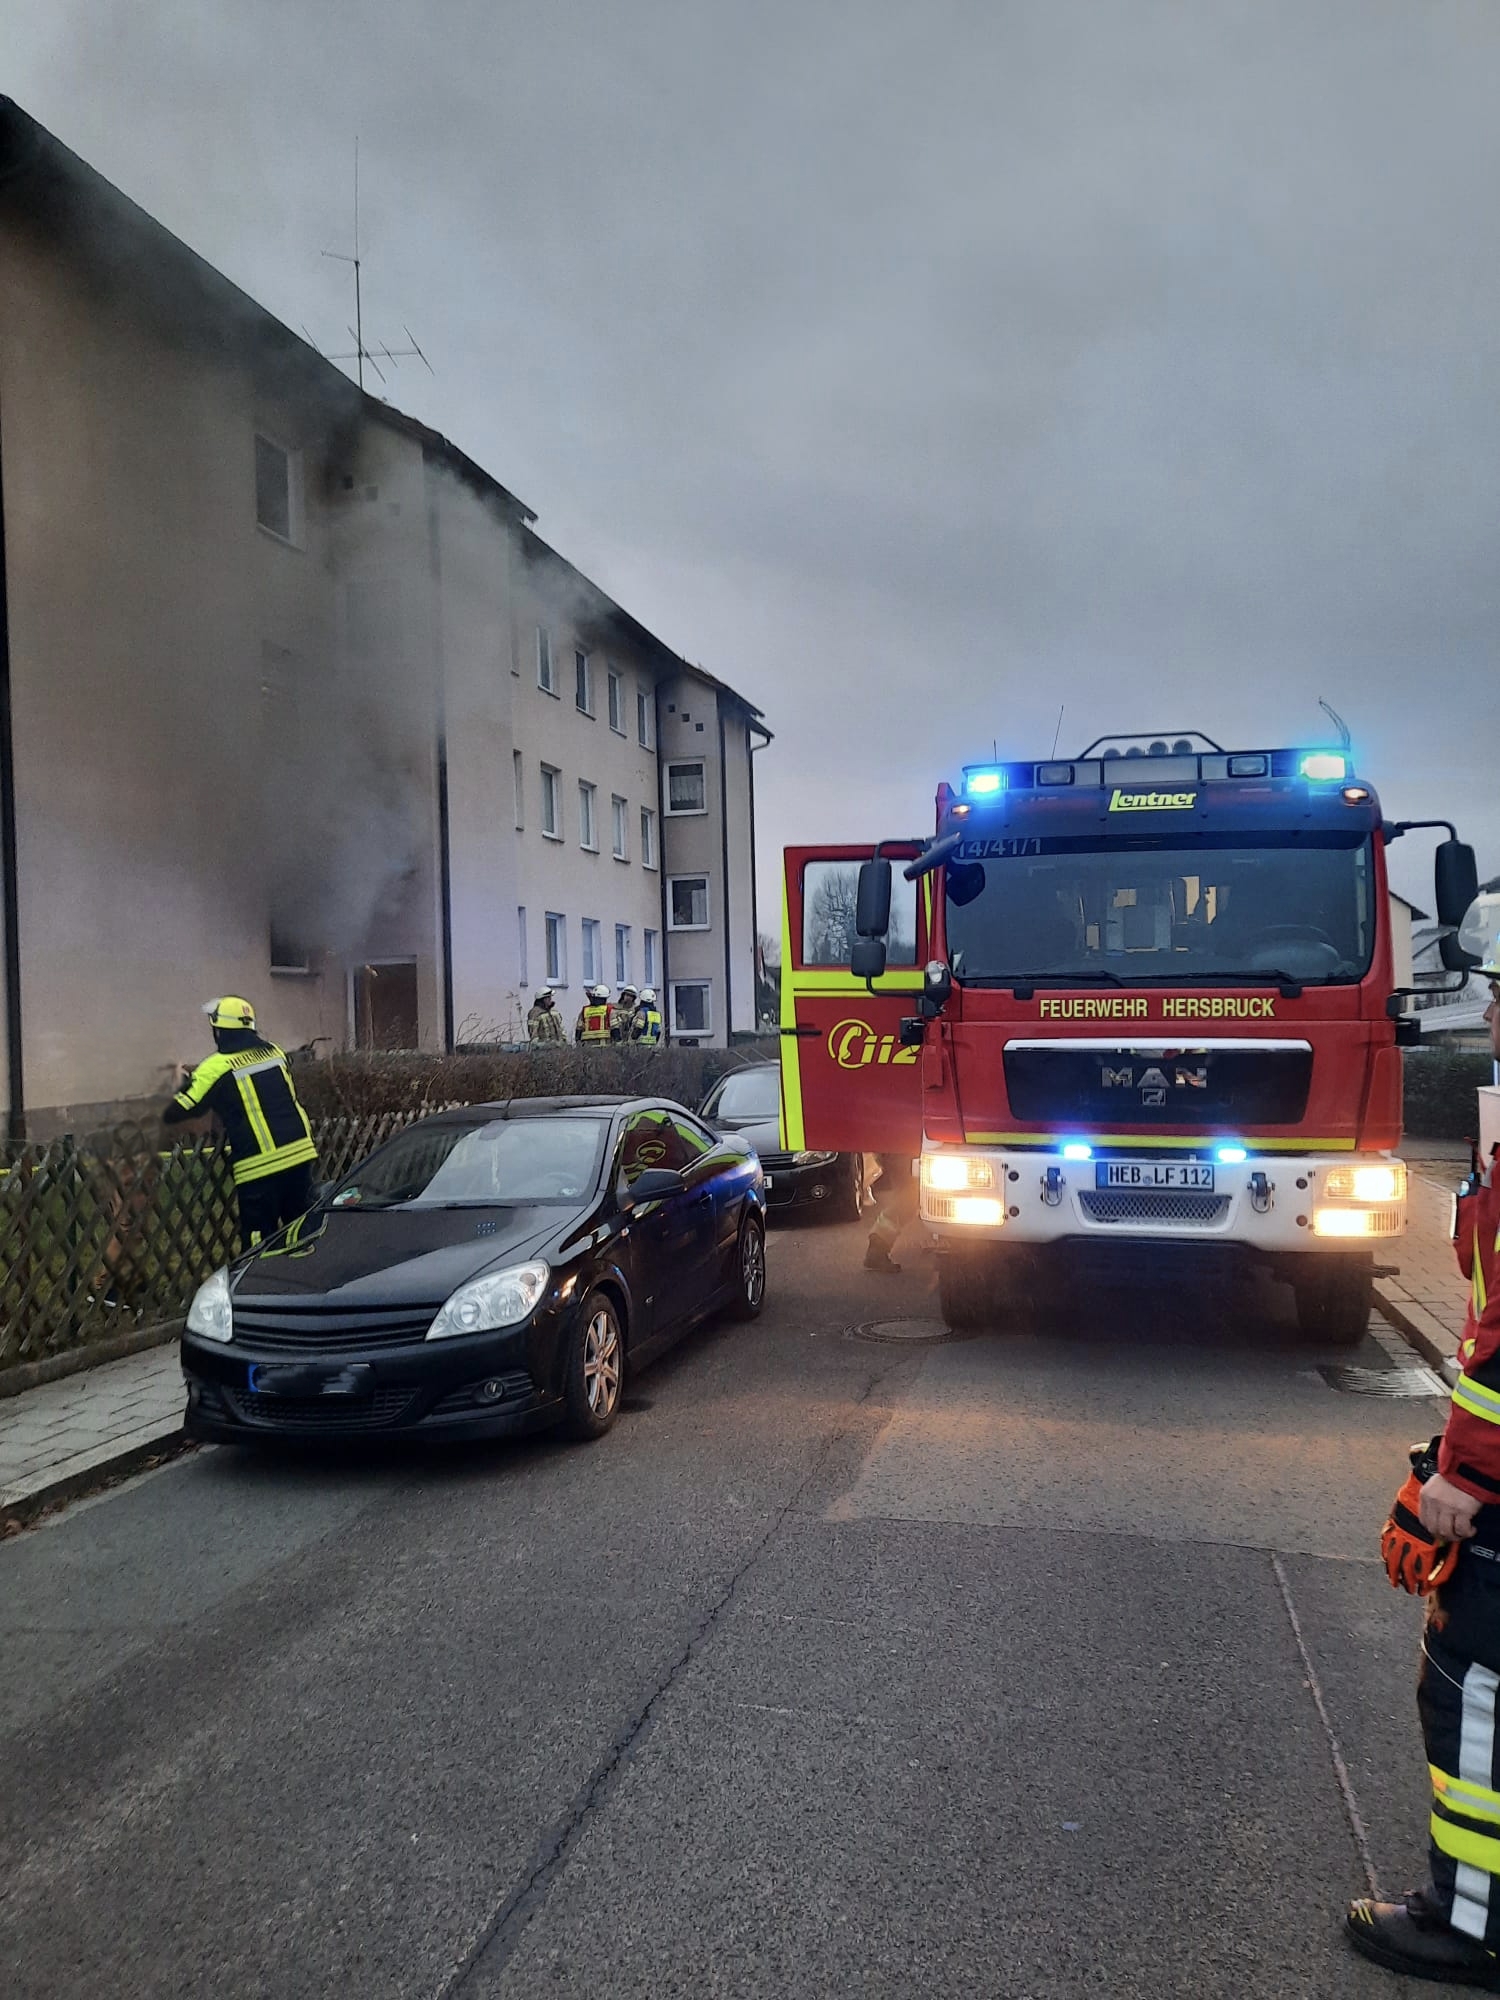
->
<box><xmin>943</xmin><ymin>833</ymin><xmax>1374</xmax><ymax>986</ymax></box>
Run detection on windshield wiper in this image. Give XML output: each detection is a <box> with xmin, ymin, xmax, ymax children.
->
<box><xmin>962</xmin><ymin>969</ymin><xmax>1129</xmax><ymax>988</ymax></box>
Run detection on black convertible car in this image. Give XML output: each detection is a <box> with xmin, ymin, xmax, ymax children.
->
<box><xmin>180</xmin><ymin>1095</ymin><xmax>766</xmax><ymax>1445</ymax></box>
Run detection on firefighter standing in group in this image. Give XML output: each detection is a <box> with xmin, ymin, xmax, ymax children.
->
<box><xmin>527</xmin><ymin>986</ymin><xmax>564</xmax><ymax>1044</ymax></box>
<box><xmin>631</xmin><ymin>987</ymin><xmax>663</xmax><ymax>1045</ymax></box>
<box><xmin>575</xmin><ymin>984</ymin><xmax>612</xmax><ymax>1045</ymax></box>
<box><xmin>611</xmin><ymin>986</ymin><xmax>639</xmax><ymax>1040</ymax></box>
<box><xmin>1347</xmin><ymin>927</ymin><xmax>1500</xmax><ymax>1990</ymax></box>
<box><xmin>161</xmin><ymin>997</ymin><xmax>318</xmax><ymax>1251</ymax></box>
<box><xmin>863</xmin><ymin>1153</ymin><xmax>917</xmax><ymax>1273</ymax></box>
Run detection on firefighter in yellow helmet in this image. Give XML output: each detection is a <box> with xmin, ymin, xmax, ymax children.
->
<box><xmin>575</xmin><ymin>984</ymin><xmax>613</xmax><ymax>1045</ymax></box>
<box><xmin>162</xmin><ymin>998</ymin><xmax>319</xmax><ymax>1249</ymax></box>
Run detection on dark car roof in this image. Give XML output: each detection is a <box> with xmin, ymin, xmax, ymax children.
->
<box><xmin>394</xmin><ymin>1095</ymin><xmax>694</xmax><ymax>1130</ymax></box>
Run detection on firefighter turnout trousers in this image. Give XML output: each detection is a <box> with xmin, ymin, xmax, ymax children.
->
<box><xmin>1421</xmin><ymin>1537</ymin><xmax>1500</xmax><ymax>1948</ymax></box>
<box><xmin>236</xmin><ymin>1161</ymin><xmax>316</xmax><ymax>1251</ymax></box>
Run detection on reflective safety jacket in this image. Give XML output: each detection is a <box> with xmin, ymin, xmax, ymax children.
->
<box><xmin>1439</xmin><ymin>1165</ymin><xmax>1500</xmax><ymax>1503</ymax></box>
<box><xmin>166</xmin><ymin>1040</ymin><xmax>318</xmax><ymax>1187</ymax></box>
<box><xmin>527</xmin><ymin>1001</ymin><xmax>564</xmax><ymax>1044</ymax></box>
<box><xmin>577</xmin><ymin>1002</ymin><xmax>612</xmax><ymax>1044</ymax></box>
<box><xmin>631</xmin><ymin>1004</ymin><xmax>663</xmax><ymax>1045</ymax></box>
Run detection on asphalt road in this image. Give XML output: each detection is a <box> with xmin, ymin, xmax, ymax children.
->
<box><xmin>0</xmin><ymin>1211</ymin><xmax>1451</xmax><ymax>1999</ymax></box>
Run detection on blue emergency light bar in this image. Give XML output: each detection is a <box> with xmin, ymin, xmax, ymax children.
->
<box><xmin>961</xmin><ymin>745</ymin><xmax>1354</xmax><ymax>794</ymax></box>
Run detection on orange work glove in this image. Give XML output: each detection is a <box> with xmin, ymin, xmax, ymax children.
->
<box><xmin>1382</xmin><ymin>1471</ymin><xmax>1461</xmax><ymax>1595</ymax></box>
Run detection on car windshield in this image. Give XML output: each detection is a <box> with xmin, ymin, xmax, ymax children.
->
<box><xmin>706</xmin><ymin>1069</ymin><xmax>780</xmax><ymax>1121</ymax></box>
<box><xmin>331</xmin><ymin>1116</ymin><xmax>610</xmax><ymax>1208</ymax></box>
<box><xmin>944</xmin><ymin>833</ymin><xmax>1374</xmax><ymax>984</ymax></box>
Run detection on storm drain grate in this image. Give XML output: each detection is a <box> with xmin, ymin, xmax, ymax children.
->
<box><xmin>847</xmin><ymin>1317</ymin><xmax>973</xmax><ymax>1345</ymax></box>
<box><xmin>1318</xmin><ymin>1365</ymin><xmax>1448</xmax><ymax>1398</ymax></box>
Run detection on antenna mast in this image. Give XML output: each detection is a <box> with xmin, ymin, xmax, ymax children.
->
<box><xmin>1318</xmin><ymin>698</ymin><xmax>1352</xmax><ymax>752</ymax></box>
<box><xmin>320</xmin><ymin>139</ymin><xmax>432</xmax><ymax>393</ymax></box>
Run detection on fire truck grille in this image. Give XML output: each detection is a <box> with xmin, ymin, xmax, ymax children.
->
<box><xmin>1078</xmin><ymin>1190</ymin><xmax>1231</xmax><ymax>1228</ymax></box>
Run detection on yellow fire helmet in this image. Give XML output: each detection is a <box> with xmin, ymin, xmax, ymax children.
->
<box><xmin>203</xmin><ymin>995</ymin><xmax>257</xmax><ymax>1032</ymax></box>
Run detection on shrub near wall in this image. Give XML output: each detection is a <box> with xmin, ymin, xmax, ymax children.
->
<box><xmin>1403</xmin><ymin>1047</ymin><xmax>1495</xmax><ymax>1144</ymax></box>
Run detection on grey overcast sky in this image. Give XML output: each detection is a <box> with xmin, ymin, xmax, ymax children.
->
<box><xmin>7</xmin><ymin>0</ymin><xmax>1499</xmax><ymax>922</ymax></box>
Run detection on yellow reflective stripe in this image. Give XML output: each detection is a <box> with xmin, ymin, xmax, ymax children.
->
<box><xmin>1431</xmin><ymin>1766</ymin><xmax>1500</xmax><ymax>1825</ymax></box>
<box><xmin>1432</xmin><ymin>1809</ymin><xmax>1500</xmax><ymax>1875</ymax></box>
<box><xmin>1453</xmin><ymin>1374</ymin><xmax>1500</xmax><ymax>1426</ymax></box>
<box><xmin>779</xmin><ymin>873</ymin><xmax>805</xmax><ymax>1152</ymax></box>
<box><xmin>232</xmin><ymin>1136</ymin><xmax>318</xmax><ymax>1185</ymax></box>
<box><xmin>235</xmin><ymin>1073</ymin><xmax>277</xmax><ymax>1157</ymax></box>
<box><xmin>1477</xmin><ymin>1251</ymin><xmax>1488</xmax><ymax>1318</ymax></box>
<box><xmin>962</xmin><ymin>1131</ymin><xmax>1360</xmax><ymax>1151</ymax></box>
<box><xmin>789</xmin><ymin>971</ymin><xmax>925</xmax><ymax>993</ymax></box>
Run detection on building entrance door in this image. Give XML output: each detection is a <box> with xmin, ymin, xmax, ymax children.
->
<box><xmin>353</xmin><ymin>961</ymin><xmax>419</xmax><ymax>1050</ymax></box>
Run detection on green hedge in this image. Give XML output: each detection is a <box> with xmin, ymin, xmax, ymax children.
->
<box><xmin>1403</xmin><ymin>1047</ymin><xmax>1495</xmax><ymax>1143</ymax></box>
<box><xmin>290</xmin><ymin>1040</ymin><xmax>782</xmax><ymax>1121</ymax></box>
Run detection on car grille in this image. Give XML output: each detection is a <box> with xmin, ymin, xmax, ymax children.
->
<box><xmin>427</xmin><ymin>1369</ymin><xmax>536</xmax><ymax>1417</ymax></box>
<box><xmin>1078</xmin><ymin>1190</ymin><xmax>1231</xmax><ymax>1228</ymax></box>
<box><xmin>231</xmin><ymin>1303</ymin><xmax>438</xmax><ymax>1352</ymax></box>
<box><xmin>224</xmin><ymin>1387</ymin><xmax>415</xmax><ymax>1429</ymax></box>
<box><xmin>757</xmin><ymin>1151</ymin><xmax>795</xmax><ymax>1173</ymax></box>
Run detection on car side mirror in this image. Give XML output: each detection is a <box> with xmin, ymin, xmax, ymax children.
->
<box><xmin>622</xmin><ymin>1167</ymin><xmax>682</xmax><ymax>1205</ymax></box>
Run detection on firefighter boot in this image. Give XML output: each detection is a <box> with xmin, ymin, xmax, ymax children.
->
<box><xmin>1346</xmin><ymin>1891</ymin><xmax>1500</xmax><ymax>1987</ymax></box>
<box><xmin>862</xmin><ymin>1243</ymin><xmax>901</xmax><ymax>1273</ymax></box>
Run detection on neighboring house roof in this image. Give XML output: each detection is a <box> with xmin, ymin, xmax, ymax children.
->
<box><xmin>365</xmin><ymin>399</ymin><xmax>533</xmax><ymax>525</ymax></box>
<box><xmin>1391</xmin><ymin>892</ymin><xmax>1431</xmax><ymax>919</ymax></box>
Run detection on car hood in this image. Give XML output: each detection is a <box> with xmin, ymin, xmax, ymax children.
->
<box><xmin>230</xmin><ymin>1204</ymin><xmax>570</xmax><ymax>1307</ymax></box>
<box><xmin>704</xmin><ymin>1113</ymin><xmax>781</xmax><ymax>1154</ymax></box>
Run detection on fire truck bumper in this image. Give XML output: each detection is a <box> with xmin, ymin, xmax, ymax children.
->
<box><xmin>918</xmin><ymin>1146</ymin><xmax>1407</xmax><ymax>1254</ymax></box>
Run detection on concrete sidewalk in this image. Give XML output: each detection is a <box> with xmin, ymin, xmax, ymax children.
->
<box><xmin>0</xmin><ymin>1342</ymin><xmax>185</xmax><ymax>1526</ymax></box>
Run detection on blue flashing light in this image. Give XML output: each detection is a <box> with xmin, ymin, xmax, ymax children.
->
<box><xmin>965</xmin><ymin>768</ymin><xmax>1006</xmax><ymax>795</ymax></box>
<box><xmin>1216</xmin><ymin>1145</ymin><xmax>1248</xmax><ymax>1165</ymax></box>
<box><xmin>1061</xmin><ymin>1142</ymin><xmax>1093</xmax><ymax>1161</ymax></box>
<box><xmin>1299</xmin><ymin>751</ymin><xmax>1347</xmax><ymax>782</ymax></box>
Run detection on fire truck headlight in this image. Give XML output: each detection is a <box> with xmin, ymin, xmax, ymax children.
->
<box><xmin>1312</xmin><ymin>1208</ymin><xmax>1379</xmax><ymax>1237</ymax></box>
<box><xmin>951</xmin><ymin>1196</ymin><xmax>1005</xmax><ymax>1226</ymax></box>
<box><xmin>922</xmin><ymin>1153</ymin><xmax>995</xmax><ymax>1191</ymax></box>
<box><xmin>1323</xmin><ymin>1163</ymin><xmax>1406</xmax><ymax>1204</ymax></box>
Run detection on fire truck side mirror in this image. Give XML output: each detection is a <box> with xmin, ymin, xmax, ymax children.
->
<box><xmin>855</xmin><ymin>858</ymin><xmax>892</xmax><ymax>939</ymax></box>
<box><xmin>850</xmin><ymin>936</ymin><xmax>887</xmax><ymax>982</ymax></box>
<box><xmin>1436</xmin><ymin>842</ymin><xmax>1480</xmax><ymax>971</ymax></box>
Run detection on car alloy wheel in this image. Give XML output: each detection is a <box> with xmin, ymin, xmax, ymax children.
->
<box><xmin>565</xmin><ymin>1290</ymin><xmax>625</xmax><ymax>1439</ymax></box>
<box><xmin>729</xmin><ymin>1214</ymin><xmax>766</xmax><ymax>1320</ymax></box>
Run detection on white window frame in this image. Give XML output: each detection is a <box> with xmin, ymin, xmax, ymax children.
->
<box><xmin>665</xmin><ymin>759</ymin><xmax>707</xmax><ymax>816</ymax></box>
<box><xmin>637</xmin><ymin>688</ymin><xmax>653</xmax><ymax>749</ymax></box>
<box><xmin>575</xmin><ymin>649</ymin><xmax>593</xmax><ymax>716</ymax></box>
<box><xmin>581</xmin><ymin>918</ymin><xmax>603</xmax><ymax>985</ymax></box>
<box><xmin>611</xmin><ymin>794</ymin><xmax>629</xmax><ymax>861</ymax></box>
<box><xmin>640</xmin><ymin>807</ymin><xmax>657</xmax><ymax>871</ymax></box>
<box><xmin>537</xmin><ymin>627</ymin><xmax>556</xmax><ymax>695</ymax></box>
<box><xmin>545</xmin><ymin>912</ymin><xmax>567</xmax><ymax>985</ymax></box>
<box><xmin>670</xmin><ymin>980</ymin><xmax>712</xmax><ymax>1037</ymax></box>
<box><xmin>540</xmin><ymin>764</ymin><xmax>562</xmax><ymax>840</ymax></box>
<box><xmin>644</xmin><ymin>928</ymin><xmax>660</xmax><ymax>985</ymax></box>
<box><xmin>517</xmin><ymin>906</ymin><xmax>528</xmax><ymax>986</ymax></box>
<box><xmin>607</xmin><ymin>669</ymin><xmax>625</xmax><ymax>734</ymax></box>
<box><xmin>513</xmin><ymin>749</ymin><xmax>524</xmax><ymax>829</ymax></box>
<box><xmin>578</xmin><ymin>780</ymin><xmax>599</xmax><ymax>852</ymax></box>
<box><xmin>615</xmin><ymin>923</ymin><xmax>632</xmax><ymax>985</ymax></box>
<box><xmin>255</xmin><ymin>432</ymin><xmax>301</xmax><ymax>546</ymax></box>
<box><xmin>667</xmin><ymin>873</ymin><xmax>711</xmax><ymax>931</ymax></box>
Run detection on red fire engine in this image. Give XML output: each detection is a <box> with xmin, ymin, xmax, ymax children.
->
<box><xmin>780</xmin><ymin>732</ymin><xmax>1477</xmax><ymax>1338</ymax></box>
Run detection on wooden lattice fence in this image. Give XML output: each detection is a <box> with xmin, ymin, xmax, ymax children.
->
<box><xmin>0</xmin><ymin>1110</ymin><xmax>428</xmax><ymax>1372</ymax></box>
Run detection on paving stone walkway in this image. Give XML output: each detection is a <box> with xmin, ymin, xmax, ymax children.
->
<box><xmin>0</xmin><ymin>1342</ymin><xmax>183</xmax><ymax>1522</ymax></box>
<box><xmin>1372</xmin><ymin>1147</ymin><xmax>1470</xmax><ymax>1377</ymax></box>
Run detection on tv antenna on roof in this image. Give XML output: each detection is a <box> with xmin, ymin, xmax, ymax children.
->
<box><xmin>320</xmin><ymin>139</ymin><xmax>433</xmax><ymax>393</ymax></box>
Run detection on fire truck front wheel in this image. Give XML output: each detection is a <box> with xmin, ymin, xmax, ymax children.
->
<box><xmin>938</xmin><ymin>1247</ymin><xmax>1030</xmax><ymax>1332</ymax></box>
<box><xmin>1290</xmin><ymin>1255</ymin><xmax>1374</xmax><ymax>1347</ymax></box>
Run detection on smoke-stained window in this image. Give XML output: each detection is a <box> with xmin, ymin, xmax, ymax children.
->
<box><xmin>255</xmin><ymin>434</ymin><xmax>297</xmax><ymax>543</ymax></box>
<box><xmin>641</xmin><ymin>808</ymin><xmax>657</xmax><ymax>870</ymax></box>
<box><xmin>545</xmin><ymin>912</ymin><xmax>566</xmax><ymax>984</ymax></box>
<box><xmin>611</xmin><ymin>796</ymin><xmax>629</xmax><ymax>860</ymax></box>
<box><xmin>537</xmin><ymin>628</ymin><xmax>555</xmax><ymax>695</ymax></box>
<box><xmin>637</xmin><ymin>689</ymin><xmax>653</xmax><ymax>749</ymax></box>
<box><xmin>582</xmin><ymin>919</ymin><xmax>602</xmax><ymax>984</ymax></box>
<box><xmin>541</xmin><ymin>765</ymin><xmax>561</xmax><ymax>839</ymax></box>
<box><xmin>579</xmin><ymin>781</ymin><xmax>598</xmax><ymax>851</ymax></box>
<box><xmin>644</xmin><ymin>929</ymin><xmax>660</xmax><ymax>984</ymax></box>
<box><xmin>575</xmin><ymin>650</ymin><xmax>593</xmax><ymax>715</ymax></box>
<box><xmin>615</xmin><ymin>924</ymin><xmax>632</xmax><ymax>984</ymax></box>
<box><xmin>669</xmin><ymin>875</ymin><xmax>710</xmax><ymax>930</ymax></box>
<box><xmin>666</xmin><ymin>761</ymin><xmax>707</xmax><ymax>814</ymax></box>
<box><xmin>608</xmin><ymin>671</ymin><xmax>625</xmax><ymax>734</ymax></box>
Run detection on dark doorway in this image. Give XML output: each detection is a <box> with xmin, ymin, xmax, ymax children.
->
<box><xmin>354</xmin><ymin>961</ymin><xmax>420</xmax><ymax>1050</ymax></box>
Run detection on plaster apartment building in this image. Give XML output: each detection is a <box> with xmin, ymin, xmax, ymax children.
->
<box><xmin>0</xmin><ymin>98</ymin><xmax>769</xmax><ymax>1132</ymax></box>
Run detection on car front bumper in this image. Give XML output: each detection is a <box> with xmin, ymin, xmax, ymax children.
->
<box><xmin>758</xmin><ymin>1153</ymin><xmax>849</xmax><ymax>1210</ymax></box>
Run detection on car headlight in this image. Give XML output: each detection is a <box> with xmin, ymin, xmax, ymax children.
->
<box><xmin>921</xmin><ymin>1152</ymin><xmax>996</xmax><ymax>1191</ymax></box>
<box><xmin>426</xmin><ymin>1262</ymin><xmax>550</xmax><ymax>1341</ymax></box>
<box><xmin>794</xmin><ymin>1151</ymin><xmax>838</xmax><ymax>1166</ymax></box>
<box><xmin>186</xmin><ymin>1267</ymin><xmax>233</xmax><ymax>1343</ymax></box>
